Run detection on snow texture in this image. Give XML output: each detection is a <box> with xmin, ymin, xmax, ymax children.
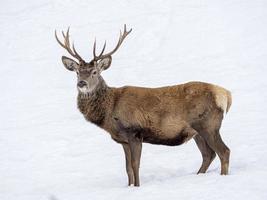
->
<box><xmin>1</xmin><ymin>0</ymin><xmax>267</xmax><ymax>199</ymax></box>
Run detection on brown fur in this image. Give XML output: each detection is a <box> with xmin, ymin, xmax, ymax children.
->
<box><xmin>77</xmin><ymin>80</ymin><xmax>232</xmax><ymax>186</ymax></box>
<box><xmin>56</xmin><ymin>27</ymin><xmax>232</xmax><ymax>187</ymax></box>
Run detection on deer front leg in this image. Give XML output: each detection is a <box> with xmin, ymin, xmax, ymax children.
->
<box><xmin>122</xmin><ymin>144</ymin><xmax>134</xmax><ymax>186</ymax></box>
<box><xmin>128</xmin><ymin>134</ymin><xmax>142</xmax><ymax>187</ymax></box>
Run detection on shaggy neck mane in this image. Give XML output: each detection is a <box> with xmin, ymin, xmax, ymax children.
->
<box><xmin>77</xmin><ymin>77</ymin><xmax>109</xmax><ymax>127</ymax></box>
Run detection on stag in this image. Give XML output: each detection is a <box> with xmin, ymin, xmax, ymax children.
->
<box><xmin>55</xmin><ymin>25</ymin><xmax>232</xmax><ymax>186</ymax></box>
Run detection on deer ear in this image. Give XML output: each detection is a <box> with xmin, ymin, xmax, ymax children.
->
<box><xmin>97</xmin><ymin>56</ymin><xmax>112</xmax><ymax>72</ymax></box>
<box><xmin>61</xmin><ymin>56</ymin><xmax>79</xmax><ymax>71</ymax></box>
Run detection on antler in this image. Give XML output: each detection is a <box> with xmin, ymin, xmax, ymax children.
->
<box><xmin>93</xmin><ymin>24</ymin><xmax>132</xmax><ymax>61</ymax></box>
<box><xmin>55</xmin><ymin>27</ymin><xmax>84</xmax><ymax>63</ymax></box>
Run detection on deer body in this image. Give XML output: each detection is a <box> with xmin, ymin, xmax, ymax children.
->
<box><xmin>79</xmin><ymin>81</ymin><xmax>230</xmax><ymax>145</ymax></box>
<box><xmin>55</xmin><ymin>25</ymin><xmax>232</xmax><ymax>187</ymax></box>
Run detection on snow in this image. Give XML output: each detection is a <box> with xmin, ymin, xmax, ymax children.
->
<box><xmin>1</xmin><ymin>0</ymin><xmax>267</xmax><ymax>199</ymax></box>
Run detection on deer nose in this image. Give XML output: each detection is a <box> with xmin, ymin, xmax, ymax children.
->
<box><xmin>77</xmin><ymin>80</ymin><xmax>87</xmax><ymax>88</ymax></box>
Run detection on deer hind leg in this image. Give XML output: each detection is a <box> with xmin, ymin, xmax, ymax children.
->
<box><xmin>203</xmin><ymin>131</ymin><xmax>230</xmax><ymax>175</ymax></box>
<box><xmin>194</xmin><ymin>134</ymin><xmax>216</xmax><ymax>174</ymax></box>
<box><xmin>122</xmin><ymin>144</ymin><xmax>134</xmax><ymax>186</ymax></box>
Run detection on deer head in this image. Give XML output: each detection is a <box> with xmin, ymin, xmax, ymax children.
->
<box><xmin>55</xmin><ymin>25</ymin><xmax>132</xmax><ymax>93</ymax></box>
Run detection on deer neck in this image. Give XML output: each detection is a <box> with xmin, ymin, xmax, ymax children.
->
<box><xmin>77</xmin><ymin>77</ymin><xmax>109</xmax><ymax>127</ymax></box>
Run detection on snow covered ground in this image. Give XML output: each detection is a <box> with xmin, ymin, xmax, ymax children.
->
<box><xmin>1</xmin><ymin>0</ymin><xmax>267</xmax><ymax>199</ymax></box>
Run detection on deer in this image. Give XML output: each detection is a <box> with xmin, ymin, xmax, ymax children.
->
<box><xmin>55</xmin><ymin>25</ymin><xmax>232</xmax><ymax>187</ymax></box>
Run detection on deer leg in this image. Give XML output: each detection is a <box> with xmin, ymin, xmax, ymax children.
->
<box><xmin>203</xmin><ymin>131</ymin><xmax>230</xmax><ymax>175</ymax></box>
<box><xmin>122</xmin><ymin>144</ymin><xmax>134</xmax><ymax>186</ymax></box>
<box><xmin>128</xmin><ymin>134</ymin><xmax>142</xmax><ymax>187</ymax></box>
<box><xmin>194</xmin><ymin>134</ymin><xmax>216</xmax><ymax>174</ymax></box>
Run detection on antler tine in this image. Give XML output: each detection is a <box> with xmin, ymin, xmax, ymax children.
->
<box><xmin>55</xmin><ymin>30</ymin><xmax>67</xmax><ymax>49</ymax></box>
<box><xmin>93</xmin><ymin>39</ymin><xmax>107</xmax><ymax>61</ymax></box>
<box><xmin>92</xmin><ymin>24</ymin><xmax>132</xmax><ymax>61</ymax></box>
<box><xmin>72</xmin><ymin>42</ymin><xmax>84</xmax><ymax>63</ymax></box>
<box><xmin>103</xmin><ymin>24</ymin><xmax>131</xmax><ymax>58</ymax></box>
<box><xmin>55</xmin><ymin>27</ymin><xmax>84</xmax><ymax>62</ymax></box>
<box><xmin>64</xmin><ymin>28</ymin><xmax>70</xmax><ymax>47</ymax></box>
<box><xmin>99</xmin><ymin>41</ymin><xmax>106</xmax><ymax>57</ymax></box>
<box><xmin>61</xmin><ymin>28</ymin><xmax>71</xmax><ymax>50</ymax></box>
<box><xmin>93</xmin><ymin>38</ymin><xmax>97</xmax><ymax>59</ymax></box>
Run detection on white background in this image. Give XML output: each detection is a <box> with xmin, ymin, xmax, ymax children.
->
<box><xmin>1</xmin><ymin>0</ymin><xmax>267</xmax><ymax>199</ymax></box>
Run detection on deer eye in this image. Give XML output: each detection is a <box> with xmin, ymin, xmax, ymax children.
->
<box><xmin>92</xmin><ymin>71</ymin><xmax>97</xmax><ymax>75</ymax></box>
